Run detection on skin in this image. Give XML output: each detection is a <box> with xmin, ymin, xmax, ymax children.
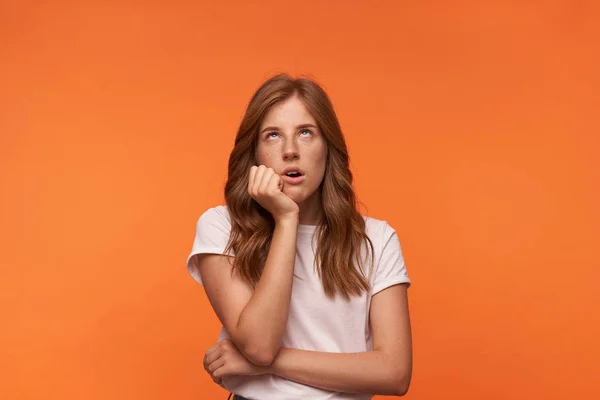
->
<box><xmin>201</xmin><ymin>94</ymin><xmax>413</xmax><ymax>396</ymax></box>
<box><xmin>256</xmin><ymin>94</ymin><xmax>327</xmax><ymax>225</ymax></box>
<box><xmin>195</xmin><ymin>94</ymin><xmax>329</xmax><ymax>368</ymax></box>
<box><xmin>204</xmin><ymin>284</ymin><xmax>412</xmax><ymax>396</ymax></box>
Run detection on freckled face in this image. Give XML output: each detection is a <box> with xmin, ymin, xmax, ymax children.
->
<box><xmin>256</xmin><ymin>95</ymin><xmax>327</xmax><ymax>205</ymax></box>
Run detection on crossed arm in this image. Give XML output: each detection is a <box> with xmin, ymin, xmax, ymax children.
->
<box><xmin>264</xmin><ymin>283</ymin><xmax>412</xmax><ymax>396</ymax></box>
<box><xmin>195</xmin><ymin>220</ymin><xmax>412</xmax><ymax>396</ymax></box>
<box><xmin>198</xmin><ymin>260</ymin><xmax>412</xmax><ymax>395</ymax></box>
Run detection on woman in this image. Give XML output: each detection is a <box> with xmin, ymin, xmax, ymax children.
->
<box><xmin>186</xmin><ymin>73</ymin><xmax>413</xmax><ymax>399</ymax></box>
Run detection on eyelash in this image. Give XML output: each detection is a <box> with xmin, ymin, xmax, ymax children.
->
<box><xmin>267</xmin><ymin>129</ymin><xmax>312</xmax><ymax>139</ymax></box>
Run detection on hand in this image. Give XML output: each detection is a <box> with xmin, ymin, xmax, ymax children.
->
<box><xmin>248</xmin><ymin>165</ymin><xmax>299</xmax><ymax>222</ymax></box>
<box><xmin>203</xmin><ymin>339</ymin><xmax>268</xmax><ymax>384</ymax></box>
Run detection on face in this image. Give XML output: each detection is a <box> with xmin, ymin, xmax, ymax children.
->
<box><xmin>256</xmin><ymin>94</ymin><xmax>327</xmax><ymax>209</ymax></box>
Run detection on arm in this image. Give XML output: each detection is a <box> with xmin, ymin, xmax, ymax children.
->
<box><xmin>268</xmin><ymin>283</ymin><xmax>413</xmax><ymax>396</ymax></box>
<box><xmin>197</xmin><ymin>215</ymin><xmax>298</xmax><ymax>366</ymax></box>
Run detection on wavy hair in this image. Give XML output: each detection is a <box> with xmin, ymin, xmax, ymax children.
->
<box><xmin>223</xmin><ymin>73</ymin><xmax>374</xmax><ymax>299</ymax></box>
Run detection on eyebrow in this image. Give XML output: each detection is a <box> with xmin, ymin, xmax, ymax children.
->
<box><xmin>260</xmin><ymin>123</ymin><xmax>318</xmax><ymax>134</ymax></box>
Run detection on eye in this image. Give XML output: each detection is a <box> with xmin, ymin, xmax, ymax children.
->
<box><xmin>266</xmin><ymin>132</ymin><xmax>279</xmax><ymax>139</ymax></box>
<box><xmin>299</xmin><ymin>129</ymin><xmax>312</xmax><ymax>136</ymax></box>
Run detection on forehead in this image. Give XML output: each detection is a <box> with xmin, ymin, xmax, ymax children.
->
<box><xmin>260</xmin><ymin>95</ymin><xmax>316</xmax><ymax>128</ymax></box>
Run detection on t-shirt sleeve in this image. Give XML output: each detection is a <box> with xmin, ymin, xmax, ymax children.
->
<box><xmin>372</xmin><ymin>222</ymin><xmax>411</xmax><ymax>295</ymax></box>
<box><xmin>185</xmin><ymin>206</ymin><xmax>234</xmax><ymax>286</ymax></box>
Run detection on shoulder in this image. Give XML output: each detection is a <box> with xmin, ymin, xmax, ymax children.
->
<box><xmin>196</xmin><ymin>204</ymin><xmax>232</xmax><ymax>232</ymax></box>
<box><xmin>362</xmin><ymin>214</ymin><xmax>396</xmax><ymax>244</ymax></box>
<box><xmin>200</xmin><ymin>204</ymin><xmax>231</xmax><ymax>220</ymax></box>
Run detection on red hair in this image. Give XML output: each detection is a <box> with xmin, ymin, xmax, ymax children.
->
<box><xmin>224</xmin><ymin>73</ymin><xmax>374</xmax><ymax>299</ymax></box>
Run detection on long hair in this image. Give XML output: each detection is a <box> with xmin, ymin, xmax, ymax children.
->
<box><xmin>223</xmin><ymin>73</ymin><xmax>375</xmax><ymax>299</ymax></box>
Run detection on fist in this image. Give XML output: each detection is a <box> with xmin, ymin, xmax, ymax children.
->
<box><xmin>248</xmin><ymin>165</ymin><xmax>299</xmax><ymax>221</ymax></box>
<box><xmin>203</xmin><ymin>339</ymin><xmax>267</xmax><ymax>383</ymax></box>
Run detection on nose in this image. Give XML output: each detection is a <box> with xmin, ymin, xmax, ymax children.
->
<box><xmin>282</xmin><ymin>140</ymin><xmax>299</xmax><ymax>161</ymax></box>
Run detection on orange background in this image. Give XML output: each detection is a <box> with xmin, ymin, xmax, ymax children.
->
<box><xmin>1</xmin><ymin>1</ymin><xmax>599</xmax><ymax>399</ymax></box>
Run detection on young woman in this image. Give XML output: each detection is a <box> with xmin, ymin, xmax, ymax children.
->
<box><xmin>186</xmin><ymin>74</ymin><xmax>413</xmax><ymax>400</ymax></box>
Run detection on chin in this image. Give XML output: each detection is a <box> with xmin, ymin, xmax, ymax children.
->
<box><xmin>284</xmin><ymin>189</ymin><xmax>305</xmax><ymax>203</ymax></box>
<box><xmin>287</xmin><ymin>194</ymin><xmax>303</xmax><ymax>203</ymax></box>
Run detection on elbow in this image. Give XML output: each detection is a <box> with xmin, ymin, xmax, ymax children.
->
<box><xmin>232</xmin><ymin>329</ymin><xmax>281</xmax><ymax>366</ymax></box>
<box><xmin>242</xmin><ymin>343</ymin><xmax>280</xmax><ymax>366</ymax></box>
<box><xmin>394</xmin><ymin>382</ymin><xmax>410</xmax><ymax>397</ymax></box>
<box><xmin>392</xmin><ymin>371</ymin><xmax>412</xmax><ymax>396</ymax></box>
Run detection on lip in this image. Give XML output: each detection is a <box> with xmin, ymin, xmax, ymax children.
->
<box><xmin>281</xmin><ymin>174</ymin><xmax>305</xmax><ymax>185</ymax></box>
<box><xmin>281</xmin><ymin>166</ymin><xmax>305</xmax><ymax>185</ymax></box>
<box><xmin>282</xmin><ymin>167</ymin><xmax>305</xmax><ymax>176</ymax></box>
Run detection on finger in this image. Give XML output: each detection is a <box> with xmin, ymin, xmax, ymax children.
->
<box><xmin>212</xmin><ymin>362</ymin><xmax>228</xmax><ymax>378</ymax></box>
<box><xmin>208</xmin><ymin>357</ymin><xmax>226</xmax><ymax>375</ymax></box>
<box><xmin>253</xmin><ymin>165</ymin><xmax>267</xmax><ymax>195</ymax></box>
<box><xmin>248</xmin><ymin>166</ymin><xmax>257</xmax><ymax>195</ymax></box>
<box><xmin>204</xmin><ymin>347</ymin><xmax>221</xmax><ymax>367</ymax></box>
<box><xmin>205</xmin><ymin>343</ymin><xmax>220</xmax><ymax>357</ymax></box>
<box><xmin>204</xmin><ymin>343</ymin><xmax>220</xmax><ymax>362</ymax></box>
<box><xmin>203</xmin><ymin>344</ymin><xmax>220</xmax><ymax>369</ymax></box>
<box><xmin>258</xmin><ymin>168</ymin><xmax>274</xmax><ymax>193</ymax></box>
<box><xmin>267</xmin><ymin>172</ymin><xmax>282</xmax><ymax>193</ymax></box>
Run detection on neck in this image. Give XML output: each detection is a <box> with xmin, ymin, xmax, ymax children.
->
<box><xmin>297</xmin><ymin>191</ymin><xmax>322</xmax><ymax>226</ymax></box>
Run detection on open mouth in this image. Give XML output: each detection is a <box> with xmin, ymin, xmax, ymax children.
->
<box><xmin>282</xmin><ymin>170</ymin><xmax>305</xmax><ymax>184</ymax></box>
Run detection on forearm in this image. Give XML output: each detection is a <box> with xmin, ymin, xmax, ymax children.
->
<box><xmin>268</xmin><ymin>347</ymin><xmax>410</xmax><ymax>396</ymax></box>
<box><xmin>236</xmin><ymin>216</ymin><xmax>298</xmax><ymax>364</ymax></box>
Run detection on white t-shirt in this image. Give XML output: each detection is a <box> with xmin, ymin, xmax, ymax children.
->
<box><xmin>186</xmin><ymin>205</ymin><xmax>411</xmax><ymax>400</ymax></box>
